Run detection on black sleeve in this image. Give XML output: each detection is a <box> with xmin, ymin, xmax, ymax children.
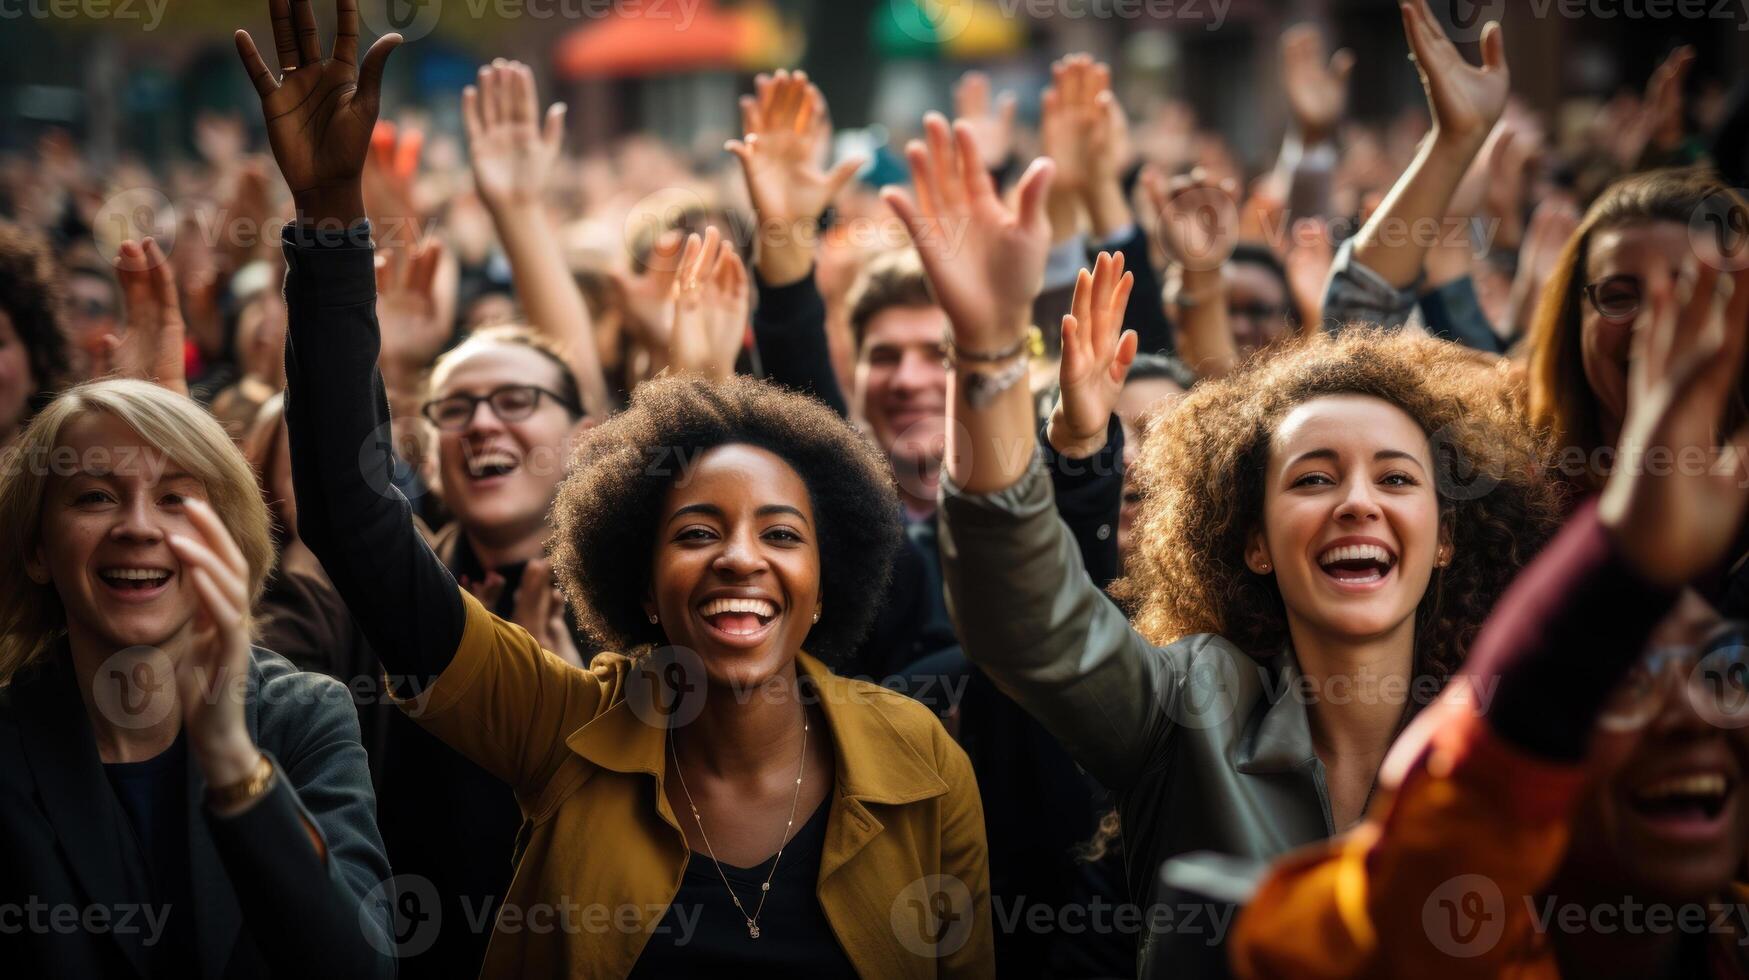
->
<box><xmin>751</xmin><ymin>268</ymin><xmax>849</xmax><ymax>417</ymax></box>
<box><xmin>1108</xmin><ymin>224</ymin><xmax>1175</xmax><ymax>356</ymax></box>
<box><xmin>1037</xmin><ymin>415</ymin><xmax>1125</xmax><ymax>590</ymax></box>
<box><xmin>280</xmin><ymin>222</ymin><xmax>465</xmax><ymax>691</ymax></box>
<box><xmin>1463</xmin><ymin>500</ymin><xmax>1680</xmax><ymax>762</ymax></box>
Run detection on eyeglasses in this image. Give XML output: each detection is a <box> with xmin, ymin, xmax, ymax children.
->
<box><xmin>1582</xmin><ymin>275</ymin><xmax>1642</xmax><ymax>321</ymax></box>
<box><xmin>420</xmin><ymin>384</ymin><xmax>580</xmax><ymax>431</ymax></box>
<box><xmin>1597</xmin><ymin>621</ymin><xmax>1749</xmax><ymax>732</ymax></box>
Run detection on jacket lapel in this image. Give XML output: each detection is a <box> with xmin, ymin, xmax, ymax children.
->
<box><xmin>12</xmin><ymin>655</ymin><xmax>153</xmax><ymax>979</ymax></box>
<box><xmin>1234</xmin><ymin>651</ymin><xmax>1320</xmax><ymax>775</ymax></box>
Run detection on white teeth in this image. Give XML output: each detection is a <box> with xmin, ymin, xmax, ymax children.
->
<box><xmin>466</xmin><ymin>449</ymin><xmax>519</xmax><ymax>476</ymax></box>
<box><xmin>699</xmin><ymin>598</ymin><xmax>778</xmax><ymax>619</ymax></box>
<box><xmin>1639</xmin><ymin>773</ymin><xmax>1729</xmax><ymax>800</ymax></box>
<box><xmin>1318</xmin><ymin>544</ymin><xmax>1394</xmax><ymax>567</ymax></box>
<box><xmin>102</xmin><ymin>569</ymin><xmax>170</xmax><ymax>582</ymax></box>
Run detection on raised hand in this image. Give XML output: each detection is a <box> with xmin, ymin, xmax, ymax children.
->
<box><xmin>375</xmin><ymin>239</ymin><xmax>449</xmax><ymax>387</ymax></box>
<box><xmin>666</xmin><ymin>228</ymin><xmax>750</xmax><ymax>380</ymax></box>
<box><xmin>108</xmin><ymin>238</ymin><xmax>189</xmax><ymax>395</ymax></box>
<box><xmin>464</xmin><ymin>59</ymin><xmax>566</xmax><ymax>217</ymax></box>
<box><xmin>1039</xmin><ymin>54</ymin><xmax>1107</xmax><ymax>238</ymax></box>
<box><xmin>621</xmin><ymin>229</ymin><xmax>684</xmax><ymax>350</ymax></box>
<box><xmin>1282</xmin><ymin>24</ymin><xmax>1355</xmax><ymax>146</ymax></box>
<box><xmin>1145</xmin><ymin>167</ymin><xmax>1240</xmax><ymax>274</ymax></box>
<box><xmin>953</xmin><ymin>70</ymin><xmax>1017</xmax><ymax>171</ymax></box>
<box><xmin>1400</xmin><ymin>0</ymin><xmax>1508</xmax><ymax>149</ymax></box>
<box><xmin>234</xmin><ymin>0</ymin><xmax>401</xmax><ymax>224</ymax></box>
<box><xmin>726</xmin><ymin>70</ymin><xmax>862</xmax><ymax>286</ymax></box>
<box><xmin>1050</xmin><ymin>252</ymin><xmax>1138</xmax><ymax>458</ymax></box>
<box><xmin>883</xmin><ymin>113</ymin><xmax>1054</xmax><ymax>351</ymax></box>
<box><xmin>1601</xmin><ymin>262</ymin><xmax>1749</xmax><ymax>587</ymax></box>
<box><xmin>165</xmin><ymin>498</ymin><xmax>263</xmax><ymax>797</ymax></box>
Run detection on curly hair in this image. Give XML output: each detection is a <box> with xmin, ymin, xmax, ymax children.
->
<box><xmin>549</xmin><ymin>374</ymin><xmax>902</xmax><ymax>663</ymax></box>
<box><xmin>1111</xmin><ymin>330</ymin><xmax>1564</xmax><ymax>683</ymax></box>
<box><xmin>0</xmin><ymin>221</ymin><xmax>70</xmax><ymax>413</ymax></box>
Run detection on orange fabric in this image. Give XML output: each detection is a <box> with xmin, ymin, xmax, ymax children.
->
<box><xmin>1231</xmin><ymin>697</ymin><xmax>1586</xmax><ymax>980</ymax></box>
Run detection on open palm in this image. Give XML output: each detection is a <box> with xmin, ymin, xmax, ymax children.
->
<box><xmin>234</xmin><ymin>0</ymin><xmax>400</xmax><ymax>203</ymax></box>
<box><xmin>728</xmin><ymin>70</ymin><xmax>859</xmax><ymax>228</ymax></box>
<box><xmin>465</xmin><ymin>59</ymin><xmax>565</xmax><ymax>214</ymax></box>
<box><xmin>1402</xmin><ymin>0</ymin><xmax>1508</xmax><ymax>144</ymax></box>
<box><xmin>1054</xmin><ymin>252</ymin><xmax>1139</xmax><ymax>450</ymax></box>
<box><xmin>883</xmin><ymin>113</ymin><xmax>1055</xmax><ymax>348</ymax></box>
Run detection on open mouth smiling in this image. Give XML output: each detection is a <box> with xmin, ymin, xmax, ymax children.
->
<box><xmin>696</xmin><ymin>595</ymin><xmax>780</xmax><ymax>646</ymax></box>
<box><xmin>1315</xmin><ymin>540</ymin><xmax>1399</xmax><ymax>589</ymax></box>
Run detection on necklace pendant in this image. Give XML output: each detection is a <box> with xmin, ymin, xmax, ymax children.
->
<box><xmin>748</xmin><ymin>923</ymin><xmax>761</xmax><ymax>939</ymax></box>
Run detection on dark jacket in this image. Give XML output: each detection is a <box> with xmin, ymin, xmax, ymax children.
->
<box><xmin>0</xmin><ymin>646</ymin><xmax>395</xmax><ymax>980</ymax></box>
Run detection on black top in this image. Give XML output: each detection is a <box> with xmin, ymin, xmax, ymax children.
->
<box><xmin>628</xmin><ymin>798</ymin><xmax>854</xmax><ymax>979</ymax></box>
<box><xmin>103</xmin><ymin>735</ymin><xmax>197</xmax><ymax>980</ymax></box>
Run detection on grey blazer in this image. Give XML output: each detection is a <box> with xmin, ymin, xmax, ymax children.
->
<box><xmin>939</xmin><ymin>461</ymin><xmax>1338</xmax><ymax>974</ymax></box>
<box><xmin>0</xmin><ymin>645</ymin><xmax>396</xmax><ymax>979</ymax></box>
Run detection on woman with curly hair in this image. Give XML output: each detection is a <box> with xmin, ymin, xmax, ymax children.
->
<box><xmin>242</xmin><ymin>6</ymin><xmax>991</xmax><ymax>975</ymax></box>
<box><xmin>881</xmin><ymin>109</ymin><xmax>1560</xmax><ymax>973</ymax></box>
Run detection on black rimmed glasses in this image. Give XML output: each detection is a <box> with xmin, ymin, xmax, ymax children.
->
<box><xmin>1597</xmin><ymin>621</ymin><xmax>1749</xmax><ymax>732</ymax></box>
<box><xmin>1583</xmin><ymin>275</ymin><xmax>1643</xmax><ymax>321</ymax></box>
<box><xmin>420</xmin><ymin>384</ymin><xmax>580</xmax><ymax>431</ymax></box>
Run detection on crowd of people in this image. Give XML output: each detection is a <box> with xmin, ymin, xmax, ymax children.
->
<box><xmin>1</xmin><ymin>0</ymin><xmax>1748</xmax><ymax>976</ymax></box>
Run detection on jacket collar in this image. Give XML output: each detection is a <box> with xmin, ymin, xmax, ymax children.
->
<box><xmin>566</xmin><ymin>650</ymin><xmax>949</xmax><ymax>806</ymax></box>
<box><xmin>1234</xmin><ymin>648</ymin><xmax>1320</xmax><ymax>775</ymax></box>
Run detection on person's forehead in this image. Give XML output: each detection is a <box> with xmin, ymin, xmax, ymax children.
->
<box><xmin>662</xmin><ymin>444</ymin><xmax>813</xmax><ymax>514</ymax></box>
<box><xmin>435</xmin><ymin>342</ymin><xmax>565</xmax><ymax>394</ymax></box>
<box><xmin>1587</xmin><ymin>221</ymin><xmax>1692</xmax><ymax>277</ymax></box>
<box><xmin>863</xmin><ymin>305</ymin><xmax>949</xmax><ymax>348</ymax></box>
<box><xmin>1271</xmin><ymin>395</ymin><xmax>1427</xmax><ymax>460</ymax></box>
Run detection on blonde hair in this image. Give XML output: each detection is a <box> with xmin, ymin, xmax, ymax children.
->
<box><xmin>0</xmin><ymin>380</ymin><xmax>275</xmax><ymax>684</ymax></box>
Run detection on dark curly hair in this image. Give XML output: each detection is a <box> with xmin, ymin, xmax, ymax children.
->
<box><xmin>1111</xmin><ymin>329</ymin><xmax>1565</xmax><ymax>683</ymax></box>
<box><xmin>0</xmin><ymin>221</ymin><xmax>70</xmax><ymax>415</ymax></box>
<box><xmin>549</xmin><ymin>374</ymin><xmax>902</xmax><ymax>663</ymax></box>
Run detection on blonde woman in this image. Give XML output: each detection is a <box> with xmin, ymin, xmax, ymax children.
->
<box><xmin>0</xmin><ymin>379</ymin><xmax>393</xmax><ymax>978</ymax></box>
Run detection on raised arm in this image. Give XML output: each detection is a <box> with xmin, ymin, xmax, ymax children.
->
<box><xmin>109</xmin><ymin>237</ymin><xmax>189</xmax><ymax>394</ymax></box>
<box><xmin>1146</xmin><ymin>167</ymin><xmax>1240</xmax><ymax>377</ymax></box>
<box><xmin>1275</xmin><ymin>25</ymin><xmax>1352</xmax><ymax>223</ymax></box>
<box><xmin>464</xmin><ymin>59</ymin><xmax>611</xmax><ymax>419</ymax></box>
<box><xmin>727</xmin><ymin>70</ymin><xmax>859</xmax><ymax>413</ymax></box>
<box><xmin>1338</xmin><ymin>1</ymin><xmax>1508</xmax><ymax>297</ymax></box>
<box><xmin>234</xmin><ymin>0</ymin><xmax>462</xmax><ymax>680</ymax></box>
<box><xmin>885</xmin><ymin>123</ymin><xmax>1187</xmax><ymax>786</ymax></box>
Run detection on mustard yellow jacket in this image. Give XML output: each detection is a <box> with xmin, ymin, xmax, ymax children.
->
<box><xmin>402</xmin><ymin>591</ymin><xmax>995</xmax><ymax>978</ymax></box>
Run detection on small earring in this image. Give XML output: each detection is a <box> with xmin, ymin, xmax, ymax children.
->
<box><xmin>648</xmin><ymin>612</ymin><xmax>659</xmax><ymax>624</ymax></box>
<box><xmin>811</xmin><ymin>610</ymin><xmax>821</xmax><ymax>624</ymax></box>
<box><xmin>1258</xmin><ymin>563</ymin><xmax>1271</xmax><ymax>573</ymax></box>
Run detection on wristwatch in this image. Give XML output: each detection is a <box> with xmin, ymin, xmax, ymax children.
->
<box><xmin>207</xmin><ymin>753</ymin><xmax>277</xmax><ymax>811</ymax></box>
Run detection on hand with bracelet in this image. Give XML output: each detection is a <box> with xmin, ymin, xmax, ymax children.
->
<box><xmin>166</xmin><ymin>498</ymin><xmax>276</xmax><ymax>815</ymax></box>
<box><xmin>882</xmin><ymin>111</ymin><xmax>1055</xmax><ymax>494</ymax></box>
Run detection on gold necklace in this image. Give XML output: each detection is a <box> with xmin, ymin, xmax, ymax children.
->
<box><xmin>668</xmin><ymin>719</ymin><xmax>809</xmax><ymax>940</ymax></box>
